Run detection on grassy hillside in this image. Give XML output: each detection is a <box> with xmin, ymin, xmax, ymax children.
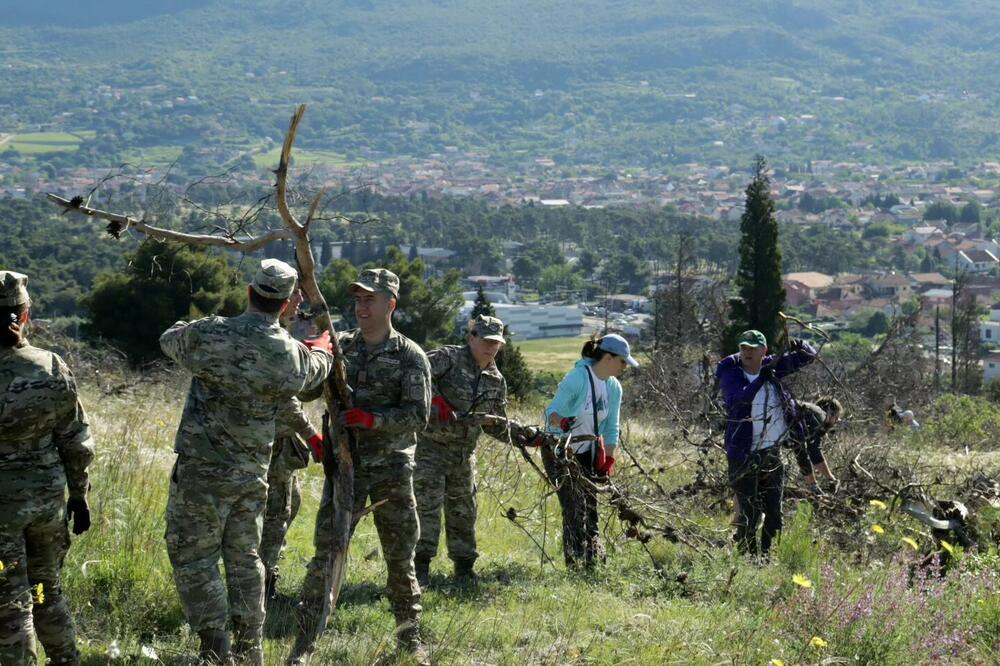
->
<box><xmin>2</xmin><ymin>1</ymin><xmax>1000</xmax><ymax>167</ymax></box>
<box><xmin>24</xmin><ymin>348</ymin><xmax>1000</xmax><ymax>665</ymax></box>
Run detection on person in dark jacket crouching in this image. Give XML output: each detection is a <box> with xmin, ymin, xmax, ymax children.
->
<box><xmin>716</xmin><ymin>329</ymin><xmax>816</xmax><ymax>557</ymax></box>
<box><xmin>790</xmin><ymin>397</ymin><xmax>843</xmax><ymax>489</ymax></box>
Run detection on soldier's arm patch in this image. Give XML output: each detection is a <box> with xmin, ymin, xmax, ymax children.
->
<box><xmin>408</xmin><ymin>369</ymin><xmax>428</xmax><ymax>401</ymax></box>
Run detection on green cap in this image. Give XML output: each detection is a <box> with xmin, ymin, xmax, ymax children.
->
<box><xmin>737</xmin><ymin>329</ymin><xmax>767</xmax><ymax>348</ymax></box>
<box><xmin>0</xmin><ymin>271</ymin><xmax>29</xmax><ymax>307</ymax></box>
<box><xmin>350</xmin><ymin>268</ymin><xmax>400</xmax><ymax>299</ymax></box>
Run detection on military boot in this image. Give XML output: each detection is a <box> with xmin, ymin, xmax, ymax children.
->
<box><xmin>415</xmin><ymin>556</ymin><xmax>431</xmax><ymax>589</ymax></box>
<box><xmin>264</xmin><ymin>570</ymin><xmax>278</xmax><ymax>602</ymax></box>
<box><xmin>46</xmin><ymin>649</ymin><xmax>82</xmax><ymax>666</ymax></box>
<box><xmin>286</xmin><ymin>600</ymin><xmax>321</xmax><ymax>665</ymax></box>
<box><xmin>198</xmin><ymin>628</ymin><xmax>232</xmax><ymax>665</ymax></box>
<box><xmin>396</xmin><ymin>621</ymin><xmax>431</xmax><ymax>666</ymax></box>
<box><xmin>232</xmin><ymin>618</ymin><xmax>263</xmax><ymax>666</ymax></box>
<box><xmin>453</xmin><ymin>559</ymin><xmax>477</xmax><ymax>586</ymax></box>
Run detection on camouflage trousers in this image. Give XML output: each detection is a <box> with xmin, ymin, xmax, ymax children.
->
<box><xmin>300</xmin><ymin>460</ymin><xmax>421</xmax><ymax>626</ymax></box>
<box><xmin>413</xmin><ymin>439</ymin><xmax>478</xmax><ymax>564</ymax></box>
<box><xmin>0</xmin><ymin>496</ymin><xmax>79</xmax><ymax>666</ymax></box>
<box><xmin>164</xmin><ymin>456</ymin><xmax>267</xmax><ymax>639</ymax></box>
<box><xmin>260</xmin><ymin>439</ymin><xmax>304</xmax><ymax>578</ymax></box>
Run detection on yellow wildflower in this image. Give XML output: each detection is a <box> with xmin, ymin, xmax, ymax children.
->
<box><xmin>0</xmin><ymin>560</ymin><xmax>5</xmax><ymax>572</ymax></box>
<box><xmin>940</xmin><ymin>540</ymin><xmax>955</xmax><ymax>555</ymax></box>
<box><xmin>870</xmin><ymin>499</ymin><xmax>888</xmax><ymax>511</ymax></box>
<box><xmin>770</xmin><ymin>660</ymin><xmax>785</xmax><ymax>666</ymax></box>
<box><xmin>901</xmin><ymin>537</ymin><xmax>919</xmax><ymax>551</ymax></box>
<box><xmin>792</xmin><ymin>574</ymin><xmax>812</xmax><ymax>589</ymax></box>
<box><xmin>871</xmin><ymin>524</ymin><xmax>885</xmax><ymax>535</ymax></box>
<box><xmin>34</xmin><ymin>583</ymin><xmax>44</xmax><ymax>605</ymax></box>
<box><xmin>809</xmin><ymin>636</ymin><xmax>829</xmax><ymax>649</ymax></box>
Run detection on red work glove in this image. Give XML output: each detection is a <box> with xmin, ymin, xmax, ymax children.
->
<box><xmin>306</xmin><ymin>433</ymin><xmax>324</xmax><ymax>462</ymax></box>
<box><xmin>594</xmin><ymin>436</ymin><xmax>607</xmax><ymax>471</ymax></box>
<box><xmin>341</xmin><ymin>408</ymin><xmax>376</xmax><ymax>430</ymax></box>
<box><xmin>431</xmin><ymin>395</ymin><xmax>456</xmax><ymax>424</ymax></box>
<box><xmin>525</xmin><ymin>430</ymin><xmax>546</xmax><ymax>448</ymax></box>
<box><xmin>559</xmin><ymin>416</ymin><xmax>576</xmax><ymax>432</ymax></box>
<box><xmin>303</xmin><ymin>330</ymin><xmax>332</xmax><ymax>354</ymax></box>
<box><xmin>598</xmin><ymin>455</ymin><xmax>616</xmax><ymax>477</ymax></box>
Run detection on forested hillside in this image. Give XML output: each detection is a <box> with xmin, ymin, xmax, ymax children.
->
<box><xmin>3</xmin><ymin>0</ymin><xmax>1000</xmax><ymax>167</ymax></box>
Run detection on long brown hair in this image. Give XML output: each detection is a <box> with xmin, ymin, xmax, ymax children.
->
<box><xmin>581</xmin><ymin>334</ymin><xmax>612</xmax><ymax>361</ymax></box>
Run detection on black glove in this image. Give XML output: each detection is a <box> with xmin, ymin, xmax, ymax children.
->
<box><xmin>789</xmin><ymin>338</ymin><xmax>804</xmax><ymax>351</ymax></box>
<box><xmin>759</xmin><ymin>365</ymin><xmax>775</xmax><ymax>381</ymax></box>
<box><xmin>66</xmin><ymin>496</ymin><xmax>91</xmax><ymax>535</ymax></box>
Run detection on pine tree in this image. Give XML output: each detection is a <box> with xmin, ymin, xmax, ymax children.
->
<box><xmin>470</xmin><ymin>285</ymin><xmax>534</xmax><ymax>398</ymax></box>
<box><xmin>471</xmin><ymin>285</ymin><xmax>496</xmax><ymax>318</ymax></box>
<box><xmin>722</xmin><ymin>156</ymin><xmax>786</xmax><ymax>352</ymax></box>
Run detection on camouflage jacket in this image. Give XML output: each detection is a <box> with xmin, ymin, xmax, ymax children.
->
<box><xmin>272</xmin><ymin>396</ymin><xmax>318</xmax><ymax>473</ymax></box>
<box><xmin>421</xmin><ymin>344</ymin><xmax>507</xmax><ymax>448</ymax></box>
<box><xmin>276</xmin><ymin>396</ymin><xmax>318</xmax><ymax>440</ymax></box>
<box><xmin>0</xmin><ymin>341</ymin><xmax>95</xmax><ymax>507</ymax></box>
<box><xmin>160</xmin><ymin>311</ymin><xmax>332</xmax><ymax>479</ymax></box>
<box><xmin>336</xmin><ymin>327</ymin><xmax>431</xmax><ymax>466</ymax></box>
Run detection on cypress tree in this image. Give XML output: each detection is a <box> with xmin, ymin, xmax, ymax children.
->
<box><xmin>471</xmin><ymin>285</ymin><xmax>496</xmax><ymax>318</ymax></box>
<box><xmin>470</xmin><ymin>285</ymin><xmax>534</xmax><ymax>398</ymax></box>
<box><xmin>722</xmin><ymin>156</ymin><xmax>786</xmax><ymax>352</ymax></box>
<box><xmin>319</xmin><ymin>238</ymin><xmax>333</xmax><ymax>267</ymax></box>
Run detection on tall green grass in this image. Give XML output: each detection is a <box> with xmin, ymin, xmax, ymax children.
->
<box><xmin>48</xmin><ymin>376</ymin><xmax>1000</xmax><ymax>665</ymax></box>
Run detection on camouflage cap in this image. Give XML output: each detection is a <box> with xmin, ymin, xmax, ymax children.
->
<box><xmin>350</xmin><ymin>268</ymin><xmax>399</xmax><ymax>298</ymax></box>
<box><xmin>0</xmin><ymin>270</ymin><xmax>29</xmax><ymax>307</ymax></box>
<box><xmin>470</xmin><ymin>314</ymin><xmax>506</xmax><ymax>342</ymax></box>
<box><xmin>251</xmin><ymin>259</ymin><xmax>297</xmax><ymax>300</ymax></box>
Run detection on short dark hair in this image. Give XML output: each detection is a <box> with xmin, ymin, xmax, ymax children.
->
<box><xmin>249</xmin><ymin>288</ymin><xmax>287</xmax><ymax>314</ymax></box>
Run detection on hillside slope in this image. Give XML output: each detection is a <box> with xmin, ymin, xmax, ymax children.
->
<box><xmin>1</xmin><ymin>1</ymin><xmax>998</xmax><ymax>165</ymax></box>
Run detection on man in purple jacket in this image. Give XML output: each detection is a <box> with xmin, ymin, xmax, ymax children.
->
<box><xmin>716</xmin><ymin>329</ymin><xmax>816</xmax><ymax>557</ymax></box>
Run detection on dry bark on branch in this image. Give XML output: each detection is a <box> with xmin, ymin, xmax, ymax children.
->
<box><xmin>273</xmin><ymin>105</ymin><xmax>357</xmax><ymax>654</ymax></box>
<box><xmin>46</xmin><ymin>193</ymin><xmax>292</xmax><ymax>251</ymax></box>
<box><xmin>48</xmin><ymin>104</ymin><xmax>361</xmax><ymax>655</ymax></box>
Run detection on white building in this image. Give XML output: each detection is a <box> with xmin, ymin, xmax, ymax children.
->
<box><xmin>956</xmin><ymin>249</ymin><xmax>999</xmax><ymax>274</ymax></box>
<box><xmin>983</xmin><ymin>350</ymin><xmax>1000</xmax><ymax>383</ymax></box>
<box><xmin>465</xmin><ymin>275</ymin><xmax>517</xmax><ymax>301</ymax></box>
<box><xmin>458</xmin><ymin>302</ymin><xmax>583</xmax><ymax>340</ymax></box>
<box><xmin>981</xmin><ymin>303</ymin><xmax>1000</xmax><ymax>345</ymax></box>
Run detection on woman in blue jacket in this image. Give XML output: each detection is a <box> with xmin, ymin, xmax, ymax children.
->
<box><xmin>545</xmin><ymin>333</ymin><xmax>636</xmax><ymax>567</ymax></box>
<box><xmin>716</xmin><ymin>329</ymin><xmax>815</xmax><ymax>558</ymax></box>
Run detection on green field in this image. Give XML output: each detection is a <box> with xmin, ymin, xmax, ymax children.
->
<box><xmin>121</xmin><ymin>145</ymin><xmax>185</xmax><ymax>165</ymax></box>
<box><xmin>516</xmin><ymin>335</ymin><xmax>589</xmax><ymax>375</ymax></box>
<box><xmin>252</xmin><ymin>146</ymin><xmax>357</xmax><ymax>170</ymax></box>
<box><xmin>2</xmin><ymin>130</ymin><xmax>96</xmax><ymax>154</ymax></box>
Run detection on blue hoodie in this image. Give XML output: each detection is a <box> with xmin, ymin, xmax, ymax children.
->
<box><xmin>545</xmin><ymin>358</ymin><xmax>622</xmax><ymax>449</ymax></box>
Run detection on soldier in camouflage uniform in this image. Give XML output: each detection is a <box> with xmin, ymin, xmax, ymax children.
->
<box><xmin>261</xmin><ymin>397</ymin><xmax>321</xmax><ymax>601</ymax></box>
<box><xmin>291</xmin><ymin>268</ymin><xmax>431</xmax><ymax>666</ymax></box>
<box><xmin>160</xmin><ymin>260</ymin><xmax>333</xmax><ymax>665</ymax></box>
<box><xmin>0</xmin><ymin>271</ymin><xmax>95</xmax><ymax>666</ymax></box>
<box><xmin>414</xmin><ymin>314</ymin><xmax>508</xmax><ymax>586</ymax></box>
<box><xmin>261</xmin><ymin>292</ymin><xmax>324</xmax><ymax>601</ymax></box>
